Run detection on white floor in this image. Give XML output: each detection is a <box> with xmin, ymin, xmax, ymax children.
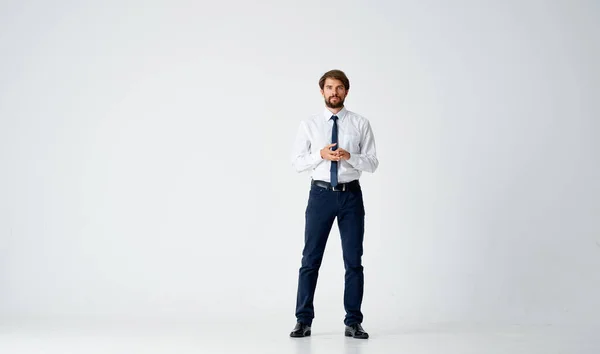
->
<box><xmin>1</xmin><ymin>319</ymin><xmax>598</xmax><ymax>354</ymax></box>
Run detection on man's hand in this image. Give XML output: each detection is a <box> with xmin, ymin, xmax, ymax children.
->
<box><xmin>335</xmin><ymin>148</ymin><xmax>351</xmax><ymax>160</ymax></box>
<box><xmin>320</xmin><ymin>143</ymin><xmax>338</xmax><ymax>161</ymax></box>
<box><xmin>320</xmin><ymin>144</ymin><xmax>351</xmax><ymax>161</ymax></box>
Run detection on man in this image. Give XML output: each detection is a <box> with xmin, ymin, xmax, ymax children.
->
<box><xmin>290</xmin><ymin>69</ymin><xmax>379</xmax><ymax>339</ymax></box>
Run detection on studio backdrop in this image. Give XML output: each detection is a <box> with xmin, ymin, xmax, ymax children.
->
<box><xmin>1</xmin><ymin>0</ymin><xmax>598</xmax><ymax>328</ymax></box>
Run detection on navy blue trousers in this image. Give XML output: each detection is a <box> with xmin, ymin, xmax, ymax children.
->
<box><xmin>295</xmin><ymin>181</ymin><xmax>365</xmax><ymax>326</ymax></box>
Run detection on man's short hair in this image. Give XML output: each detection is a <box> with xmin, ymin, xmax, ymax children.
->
<box><xmin>319</xmin><ymin>69</ymin><xmax>350</xmax><ymax>90</ymax></box>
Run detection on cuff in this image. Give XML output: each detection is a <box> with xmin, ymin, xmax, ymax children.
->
<box><xmin>347</xmin><ymin>153</ymin><xmax>359</xmax><ymax>167</ymax></box>
<box><xmin>312</xmin><ymin>150</ymin><xmax>323</xmax><ymax>164</ymax></box>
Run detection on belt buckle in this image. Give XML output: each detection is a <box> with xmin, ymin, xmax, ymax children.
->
<box><xmin>333</xmin><ymin>183</ymin><xmax>346</xmax><ymax>192</ymax></box>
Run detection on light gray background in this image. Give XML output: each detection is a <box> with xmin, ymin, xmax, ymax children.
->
<box><xmin>1</xmin><ymin>0</ymin><xmax>599</xmax><ymax>331</ymax></box>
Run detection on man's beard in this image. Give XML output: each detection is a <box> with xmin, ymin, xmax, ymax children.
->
<box><xmin>325</xmin><ymin>96</ymin><xmax>344</xmax><ymax>108</ymax></box>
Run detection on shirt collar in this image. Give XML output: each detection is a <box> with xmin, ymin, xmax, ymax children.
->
<box><xmin>323</xmin><ymin>106</ymin><xmax>348</xmax><ymax>121</ymax></box>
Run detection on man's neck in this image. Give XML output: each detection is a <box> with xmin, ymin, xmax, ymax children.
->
<box><xmin>326</xmin><ymin>106</ymin><xmax>344</xmax><ymax>115</ymax></box>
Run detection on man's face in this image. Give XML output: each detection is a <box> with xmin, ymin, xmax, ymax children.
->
<box><xmin>321</xmin><ymin>78</ymin><xmax>347</xmax><ymax>109</ymax></box>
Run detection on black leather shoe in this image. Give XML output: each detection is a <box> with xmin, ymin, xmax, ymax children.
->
<box><xmin>345</xmin><ymin>323</ymin><xmax>369</xmax><ymax>339</ymax></box>
<box><xmin>290</xmin><ymin>322</ymin><xmax>311</xmax><ymax>337</ymax></box>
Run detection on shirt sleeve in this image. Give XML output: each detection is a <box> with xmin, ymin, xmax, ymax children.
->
<box><xmin>291</xmin><ymin>120</ymin><xmax>324</xmax><ymax>172</ymax></box>
<box><xmin>346</xmin><ymin>120</ymin><xmax>379</xmax><ymax>173</ymax></box>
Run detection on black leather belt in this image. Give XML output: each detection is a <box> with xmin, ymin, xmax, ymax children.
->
<box><xmin>311</xmin><ymin>179</ymin><xmax>360</xmax><ymax>192</ymax></box>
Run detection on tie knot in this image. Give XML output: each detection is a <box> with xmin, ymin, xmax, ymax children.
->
<box><xmin>331</xmin><ymin>115</ymin><xmax>338</xmax><ymax>122</ymax></box>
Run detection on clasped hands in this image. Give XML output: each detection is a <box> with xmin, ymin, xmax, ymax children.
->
<box><xmin>320</xmin><ymin>143</ymin><xmax>350</xmax><ymax>161</ymax></box>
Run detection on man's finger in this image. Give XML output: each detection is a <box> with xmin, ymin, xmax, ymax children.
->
<box><xmin>326</xmin><ymin>143</ymin><xmax>337</xmax><ymax>148</ymax></box>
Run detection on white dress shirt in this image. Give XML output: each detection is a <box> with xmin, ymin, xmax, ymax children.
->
<box><xmin>291</xmin><ymin>106</ymin><xmax>379</xmax><ymax>183</ymax></box>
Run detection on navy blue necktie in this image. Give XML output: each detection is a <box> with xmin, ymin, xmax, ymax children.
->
<box><xmin>330</xmin><ymin>115</ymin><xmax>339</xmax><ymax>187</ymax></box>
